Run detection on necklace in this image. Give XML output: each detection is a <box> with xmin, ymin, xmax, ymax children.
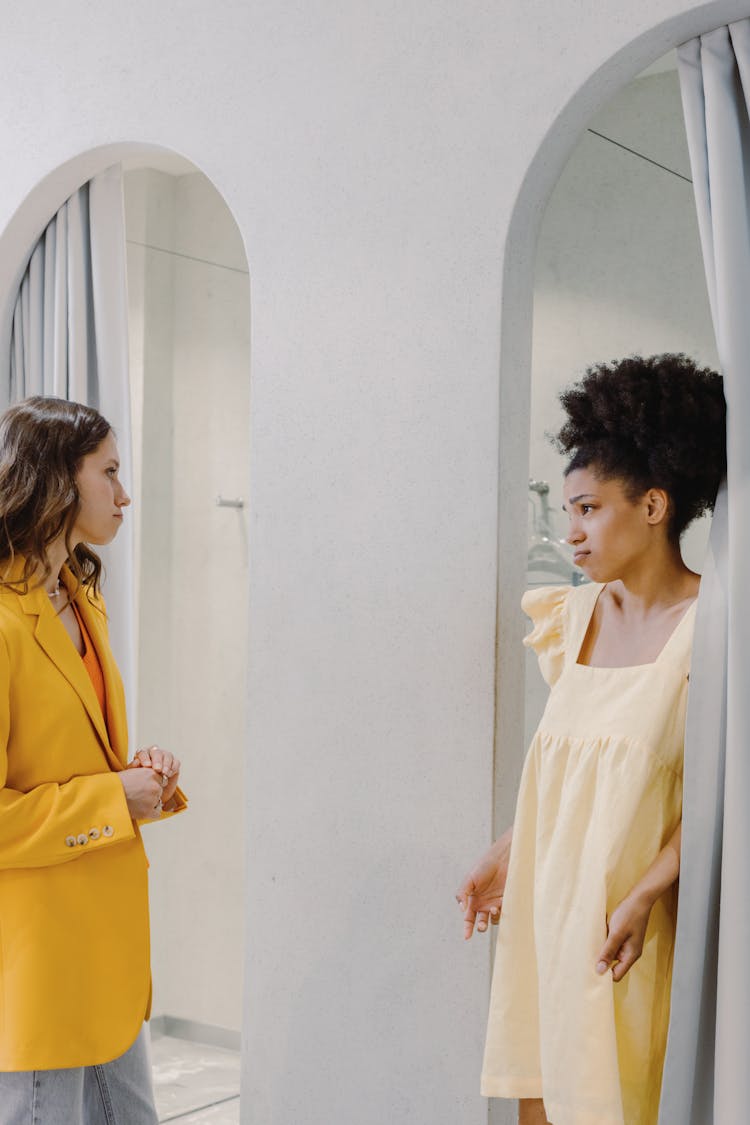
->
<box><xmin>47</xmin><ymin>580</ymin><xmax>62</xmax><ymax>599</ymax></box>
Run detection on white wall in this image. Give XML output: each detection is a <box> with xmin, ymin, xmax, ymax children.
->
<box><xmin>525</xmin><ymin>68</ymin><xmax>719</xmax><ymax>744</ymax></box>
<box><xmin>0</xmin><ymin>3</ymin><xmax>745</xmax><ymax>1123</ymax></box>
<box><xmin>126</xmin><ymin>168</ymin><xmax>249</xmax><ymax>1033</ymax></box>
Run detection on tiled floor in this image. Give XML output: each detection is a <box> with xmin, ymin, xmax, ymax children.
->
<box><xmin>151</xmin><ymin>1034</ymin><xmax>241</xmax><ymax>1123</ymax></box>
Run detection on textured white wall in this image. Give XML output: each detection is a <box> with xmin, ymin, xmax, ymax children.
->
<box><xmin>0</xmin><ymin>3</ymin><xmax>745</xmax><ymax>1124</ymax></box>
<box><xmin>126</xmin><ymin>168</ymin><xmax>249</xmax><ymax>1033</ymax></box>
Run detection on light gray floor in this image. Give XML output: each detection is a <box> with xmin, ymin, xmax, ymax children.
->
<box><xmin>151</xmin><ymin>1034</ymin><xmax>240</xmax><ymax>1123</ymax></box>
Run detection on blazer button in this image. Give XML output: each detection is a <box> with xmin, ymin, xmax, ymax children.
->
<box><xmin>77</xmin><ymin>833</ymin><xmax>89</xmax><ymax>846</ymax></box>
<box><xmin>102</xmin><ymin>825</ymin><xmax>114</xmax><ymax>838</ymax></box>
<box><xmin>65</xmin><ymin>835</ymin><xmax>77</xmax><ymax>847</ymax></box>
<box><xmin>88</xmin><ymin>828</ymin><xmax>101</xmax><ymax>840</ymax></box>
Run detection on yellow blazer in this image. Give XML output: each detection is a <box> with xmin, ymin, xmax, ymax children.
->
<box><xmin>0</xmin><ymin>561</ymin><xmax>187</xmax><ymax>1070</ymax></box>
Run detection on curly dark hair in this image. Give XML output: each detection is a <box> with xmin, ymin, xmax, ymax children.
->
<box><xmin>0</xmin><ymin>396</ymin><xmax>112</xmax><ymax>595</ymax></box>
<box><xmin>553</xmin><ymin>353</ymin><xmax>726</xmax><ymax>540</ymax></box>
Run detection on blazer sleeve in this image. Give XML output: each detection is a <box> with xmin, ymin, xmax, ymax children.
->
<box><xmin>0</xmin><ymin>633</ymin><xmax>135</xmax><ymax>870</ymax></box>
<box><xmin>138</xmin><ymin>784</ymin><xmax>188</xmax><ymax>828</ymax></box>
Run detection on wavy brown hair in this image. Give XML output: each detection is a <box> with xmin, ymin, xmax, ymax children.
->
<box><xmin>0</xmin><ymin>396</ymin><xmax>112</xmax><ymax>595</ymax></box>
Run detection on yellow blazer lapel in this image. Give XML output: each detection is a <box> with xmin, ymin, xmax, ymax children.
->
<box><xmin>69</xmin><ymin>576</ymin><xmax>129</xmax><ymax>768</ymax></box>
<box><xmin>19</xmin><ymin>574</ymin><xmax>122</xmax><ymax>773</ymax></box>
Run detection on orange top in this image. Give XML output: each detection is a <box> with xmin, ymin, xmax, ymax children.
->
<box><xmin>72</xmin><ymin>600</ymin><xmax>107</xmax><ymax>719</ymax></box>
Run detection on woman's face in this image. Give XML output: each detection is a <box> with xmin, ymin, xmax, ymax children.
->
<box><xmin>562</xmin><ymin>466</ymin><xmax>668</xmax><ymax>583</ymax></box>
<box><xmin>71</xmin><ymin>430</ymin><xmax>131</xmax><ymax>547</ymax></box>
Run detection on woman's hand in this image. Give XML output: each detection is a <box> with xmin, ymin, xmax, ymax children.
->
<box><xmin>596</xmin><ymin>893</ymin><xmax>652</xmax><ymax>982</ymax></box>
<box><xmin>129</xmin><ymin>745</ymin><xmax>182</xmax><ymax>805</ymax></box>
<box><xmin>119</xmin><ymin>767</ymin><xmax>167</xmax><ymax>820</ymax></box>
<box><xmin>596</xmin><ymin>824</ymin><xmax>681</xmax><ymax>981</ymax></box>
<box><xmin>456</xmin><ymin>826</ymin><xmax>513</xmax><ymax>940</ymax></box>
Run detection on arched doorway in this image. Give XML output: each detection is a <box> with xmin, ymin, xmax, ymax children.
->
<box><xmin>0</xmin><ymin>144</ymin><xmax>250</xmax><ymax>1123</ymax></box>
<box><xmin>492</xmin><ymin>0</ymin><xmax>740</xmax><ymax>846</ymax></box>
<box><xmin>491</xmin><ymin>10</ymin><xmax>737</xmax><ymax>1124</ymax></box>
<box><xmin>125</xmin><ymin>154</ymin><xmax>249</xmax><ymax>1122</ymax></box>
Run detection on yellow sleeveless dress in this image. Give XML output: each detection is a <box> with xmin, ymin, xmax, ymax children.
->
<box><xmin>481</xmin><ymin>583</ymin><xmax>694</xmax><ymax>1125</ymax></box>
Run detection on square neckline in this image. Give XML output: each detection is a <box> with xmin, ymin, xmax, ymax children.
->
<box><xmin>574</xmin><ymin>583</ymin><xmax>698</xmax><ymax>670</ymax></box>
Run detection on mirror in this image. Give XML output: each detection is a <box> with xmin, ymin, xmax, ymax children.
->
<box><xmin>125</xmin><ymin>157</ymin><xmax>249</xmax><ymax>1124</ymax></box>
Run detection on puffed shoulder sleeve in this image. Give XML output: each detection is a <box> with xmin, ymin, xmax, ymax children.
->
<box><xmin>520</xmin><ymin>585</ymin><xmax>571</xmax><ymax>687</ymax></box>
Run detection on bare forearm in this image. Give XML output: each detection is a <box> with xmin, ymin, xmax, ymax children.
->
<box><xmin>457</xmin><ymin>824</ymin><xmax>514</xmax><ymax>939</ymax></box>
<box><xmin>596</xmin><ymin>823</ymin><xmax>681</xmax><ymax>981</ymax></box>
<box><xmin>629</xmin><ymin>822</ymin><xmax>682</xmax><ymax>910</ymax></box>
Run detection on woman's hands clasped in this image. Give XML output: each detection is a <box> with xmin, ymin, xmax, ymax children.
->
<box><xmin>456</xmin><ymin>826</ymin><xmax>513</xmax><ymax>940</ymax></box>
<box><xmin>120</xmin><ymin>745</ymin><xmax>182</xmax><ymax>819</ymax></box>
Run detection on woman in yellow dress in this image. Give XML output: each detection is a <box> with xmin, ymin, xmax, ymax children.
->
<box><xmin>458</xmin><ymin>355</ymin><xmax>726</xmax><ymax>1125</ymax></box>
<box><xmin>0</xmin><ymin>396</ymin><xmax>187</xmax><ymax>1123</ymax></box>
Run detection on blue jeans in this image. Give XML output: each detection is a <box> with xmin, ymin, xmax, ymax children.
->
<box><xmin>0</xmin><ymin>1026</ymin><xmax>158</xmax><ymax>1124</ymax></box>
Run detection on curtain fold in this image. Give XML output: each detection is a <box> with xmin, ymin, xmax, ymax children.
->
<box><xmin>660</xmin><ymin>22</ymin><xmax>750</xmax><ymax>1122</ymax></box>
<box><xmin>4</xmin><ymin>166</ymin><xmax>134</xmax><ymax>715</ymax></box>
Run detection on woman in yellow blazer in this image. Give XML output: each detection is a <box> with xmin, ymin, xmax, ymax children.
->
<box><xmin>0</xmin><ymin>396</ymin><xmax>187</xmax><ymax>1124</ymax></box>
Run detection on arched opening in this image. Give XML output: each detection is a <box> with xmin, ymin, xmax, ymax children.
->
<box><xmin>490</xmin><ymin>11</ymin><xmax>735</xmax><ymax>1124</ymax></box>
<box><xmin>124</xmin><ymin>154</ymin><xmax>249</xmax><ymax>1122</ymax></box>
<box><xmin>523</xmin><ymin>51</ymin><xmax>717</xmax><ymax>739</ymax></box>
<box><xmin>0</xmin><ymin>144</ymin><xmax>250</xmax><ymax>1123</ymax></box>
<box><xmin>492</xmin><ymin>1</ymin><xmax>739</xmax><ymax>844</ymax></box>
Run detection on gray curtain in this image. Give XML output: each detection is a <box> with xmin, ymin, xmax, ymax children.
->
<box><xmin>660</xmin><ymin>22</ymin><xmax>750</xmax><ymax>1123</ymax></box>
<box><xmin>5</xmin><ymin>165</ymin><xmax>135</xmax><ymax>715</ymax></box>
